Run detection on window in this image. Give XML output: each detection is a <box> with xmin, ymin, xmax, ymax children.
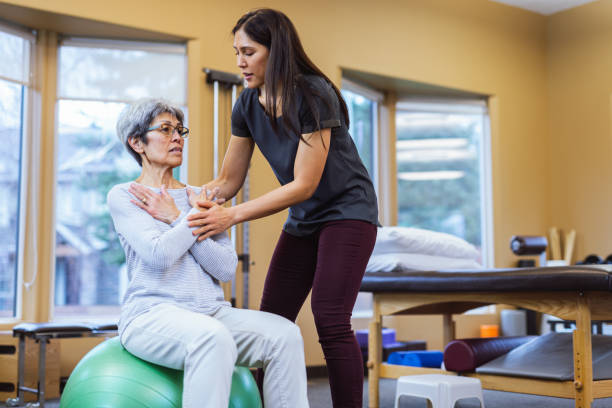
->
<box><xmin>54</xmin><ymin>38</ymin><xmax>187</xmax><ymax>319</ymax></box>
<box><xmin>0</xmin><ymin>24</ymin><xmax>34</xmax><ymax>318</ymax></box>
<box><xmin>341</xmin><ymin>79</ymin><xmax>381</xmax><ymax>190</ymax></box>
<box><xmin>396</xmin><ymin>100</ymin><xmax>493</xmax><ymax>266</ymax></box>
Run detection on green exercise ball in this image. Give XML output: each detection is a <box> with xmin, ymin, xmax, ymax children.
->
<box><xmin>59</xmin><ymin>337</ymin><xmax>262</xmax><ymax>408</ymax></box>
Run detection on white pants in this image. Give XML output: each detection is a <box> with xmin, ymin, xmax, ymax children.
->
<box><xmin>121</xmin><ymin>303</ymin><xmax>309</xmax><ymax>408</ymax></box>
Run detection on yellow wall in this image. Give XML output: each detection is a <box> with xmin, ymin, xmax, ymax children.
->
<box><xmin>547</xmin><ymin>1</ymin><xmax>612</xmax><ymax>262</ymax></box>
<box><xmin>1</xmin><ymin>0</ymin><xmax>552</xmax><ymax>368</ymax></box>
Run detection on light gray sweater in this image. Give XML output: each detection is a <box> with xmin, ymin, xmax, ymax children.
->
<box><xmin>107</xmin><ymin>183</ymin><xmax>238</xmax><ymax>335</ymax></box>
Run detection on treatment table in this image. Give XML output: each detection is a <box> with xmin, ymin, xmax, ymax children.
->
<box><xmin>359</xmin><ymin>265</ymin><xmax>612</xmax><ymax>408</ymax></box>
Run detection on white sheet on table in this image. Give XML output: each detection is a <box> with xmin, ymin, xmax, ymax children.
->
<box><xmin>366</xmin><ymin>252</ymin><xmax>482</xmax><ymax>273</ymax></box>
<box><xmin>373</xmin><ymin>226</ymin><xmax>480</xmax><ymax>261</ymax></box>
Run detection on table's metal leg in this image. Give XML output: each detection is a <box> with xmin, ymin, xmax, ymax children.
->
<box><xmin>6</xmin><ymin>335</ymin><xmax>26</xmax><ymax>407</ymax></box>
<box><xmin>36</xmin><ymin>338</ymin><xmax>46</xmax><ymax>408</ymax></box>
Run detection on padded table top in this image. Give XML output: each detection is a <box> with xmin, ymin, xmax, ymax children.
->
<box><xmin>12</xmin><ymin>322</ymin><xmax>118</xmax><ymax>336</ymax></box>
<box><xmin>360</xmin><ymin>265</ymin><xmax>612</xmax><ymax>293</ymax></box>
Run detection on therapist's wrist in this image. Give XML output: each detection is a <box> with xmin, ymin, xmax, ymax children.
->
<box><xmin>228</xmin><ymin>204</ymin><xmax>246</xmax><ymax>227</ymax></box>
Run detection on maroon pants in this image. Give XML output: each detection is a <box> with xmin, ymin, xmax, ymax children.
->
<box><xmin>260</xmin><ymin>220</ymin><xmax>377</xmax><ymax>408</ymax></box>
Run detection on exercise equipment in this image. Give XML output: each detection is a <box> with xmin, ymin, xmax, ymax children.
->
<box><xmin>443</xmin><ymin>335</ymin><xmax>535</xmax><ymax>372</ymax></box>
<box><xmin>479</xmin><ymin>324</ymin><xmax>499</xmax><ymax>338</ymax></box>
<box><xmin>203</xmin><ymin>68</ymin><xmax>250</xmax><ymax>309</ymax></box>
<box><xmin>360</xmin><ymin>265</ymin><xmax>612</xmax><ymax>407</ymax></box>
<box><xmin>510</xmin><ymin>235</ymin><xmax>547</xmax><ymax>266</ymax></box>
<box><xmin>59</xmin><ymin>337</ymin><xmax>262</xmax><ymax>408</ymax></box>
<box><xmin>355</xmin><ymin>327</ymin><xmax>425</xmax><ymax>374</ymax></box>
<box><xmin>476</xmin><ymin>332</ymin><xmax>612</xmax><ymax>381</ymax></box>
<box><xmin>578</xmin><ymin>253</ymin><xmax>603</xmax><ymax>264</ymax></box>
<box><xmin>510</xmin><ymin>235</ymin><xmax>548</xmax><ymax>334</ymax></box>
<box><xmin>387</xmin><ymin>351</ymin><xmax>443</xmax><ymax>368</ymax></box>
<box><xmin>6</xmin><ymin>322</ymin><xmax>117</xmax><ymax>408</ymax></box>
<box><xmin>547</xmin><ymin>318</ymin><xmax>612</xmax><ymax>335</ymax></box>
<box><xmin>355</xmin><ymin>328</ymin><xmax>396</xmax><ymax>348</ymax></box>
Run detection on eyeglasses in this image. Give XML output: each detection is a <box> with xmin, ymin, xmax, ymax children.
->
<box><xmin>147</xmin><ymin>123</ymin><xmax>190</xmax><ymax>138</ymax></box>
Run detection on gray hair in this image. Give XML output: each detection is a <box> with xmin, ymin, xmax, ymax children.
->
<box><xmin>116</xmin><ymin>98</ymin><xmax>185</xmax><ymax>166</ymax></box>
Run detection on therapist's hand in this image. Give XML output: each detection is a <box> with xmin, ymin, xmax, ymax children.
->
<box><xmin>202</xmin><ymin>184</ymin><xmax>226</xmax><ymax>205</ymax></box>
<box><xmin>187</xmin><ymin>202</ymin><xmax>236</xmax><ymax>241</ymax></box>
<box><xmin>186</xmin><ymin>186</ymin><xmax>225</xmax><ymax>210</ymax></box>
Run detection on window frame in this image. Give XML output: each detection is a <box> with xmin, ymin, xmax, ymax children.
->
<box><xmin>0</xmin><ymin>20</ymin><xmax>36</xmax><ymax>323</ymax></box>
<box><xmin>341</xmin><ymin>78</ymin><xmax>382</xmax><ymax>193</ymax></box>
<box><xmin>51</xmin><ymin>36</ymin><xmax>189</xmax><ymax>321</ymax></box>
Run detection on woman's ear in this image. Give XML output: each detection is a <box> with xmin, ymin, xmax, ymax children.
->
<box><xmin>128</xmin><ymin>136</ymin><xmax>144</xmax><ymax>153</ymax></box>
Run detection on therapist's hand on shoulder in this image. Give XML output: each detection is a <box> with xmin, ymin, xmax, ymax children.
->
<box><xmin>129</xmin><ymin>183</ymin><xmax>180</xmax><ymax>224</ymax></box>
<box><xmin>186</xmin><ymin>186</ymin><xmax>225</xmax><ymax>210</ymax></box>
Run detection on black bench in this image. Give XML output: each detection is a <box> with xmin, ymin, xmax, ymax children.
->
<box><xmin>5</xmin><ymin>322</ymin><xmax>117</xmax><ymax>408</ymax></box>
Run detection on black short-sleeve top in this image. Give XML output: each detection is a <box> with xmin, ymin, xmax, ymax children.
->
<box><xmin>231</xmin><ymin>75</ymin><xmax>379</xmax><ymax>236</ymax></box>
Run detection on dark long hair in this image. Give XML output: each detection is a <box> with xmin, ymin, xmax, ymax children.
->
<box><xmin>232</xmin><ymin>8</ymin><xmax>349</xmax><ymax>141</ymax></box>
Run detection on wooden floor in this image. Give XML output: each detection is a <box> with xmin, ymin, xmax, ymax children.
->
<box><xmin>6</xmin><ymin>378</ymin><xmax>612</xmax><ymax>408</ymax></box>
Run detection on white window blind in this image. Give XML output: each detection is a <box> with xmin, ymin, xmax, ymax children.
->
<box><xmin>58</xmin><ymin>37</ymin><xmax>187</xmax><ymax>104</ymax></box>
<box><xmin>397</xmin><ymin>99</ymin><xmax>488</xmax><ymax>115</ymax></box>
<box><xmin>0</xmin><ymin>23</ymin><xmax>34</xmax><ymax>86</ymax></box>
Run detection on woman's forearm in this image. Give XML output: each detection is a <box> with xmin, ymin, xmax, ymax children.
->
<box><xmin>229</xmin><ymin>130</ymin><xmax>328</xmax><ymax>224</ymax></box>
<box><xmin>210</xmin><ymin>135</ymin><xmax>254</xmax><ymax>200</ymax></box>
<box><xmin>231</xmin><ymin>179</ymin><xmax>313</xmax><ymax>224</ymax></box>
<box><xmin>188</xmin><ymin>179</ymin><xmax>313</xmax><ymax>241</ymax></box>
<box><xmin>207</xmin><ymin>175</ymin><xmax>243</xmax><ymax>202</ymax></box>
<box><xmin>189</xmin><ymin>131</ymin><xmax>328</xmax><ymax>240</ymax></box>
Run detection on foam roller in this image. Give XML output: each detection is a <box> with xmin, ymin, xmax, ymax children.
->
<box><xmin>443</xmin><ymin>336</ymin><xmax>536</xmax><ymax>372</ymax></box>
<box><xmin>510</xmin><ymin>236</ymin><xmax>547</xmax><ymax>255</ymax></box>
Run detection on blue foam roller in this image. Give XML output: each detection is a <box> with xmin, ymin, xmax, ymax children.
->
<box><xmin>388</xmin><ymin>351</ymin><xmax>444</xmax><ymax>368</ymax></box>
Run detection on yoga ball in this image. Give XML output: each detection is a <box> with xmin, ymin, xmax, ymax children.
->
<box><xmin>60</xmin><ymin>337</ymin><xmax>262</xmax><ymax>408</ymax></box>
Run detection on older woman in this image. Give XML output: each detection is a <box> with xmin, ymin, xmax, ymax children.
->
<box><xmin>107</xmin><ymin>98</ymin><xmax>309</xmax><ymax>408</ymax></box>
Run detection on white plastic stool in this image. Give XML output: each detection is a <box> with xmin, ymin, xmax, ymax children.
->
<box><xmin>394</xmin><ymin>374</ymin><xmax>485</xmax><ymax>408</ymax></box>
